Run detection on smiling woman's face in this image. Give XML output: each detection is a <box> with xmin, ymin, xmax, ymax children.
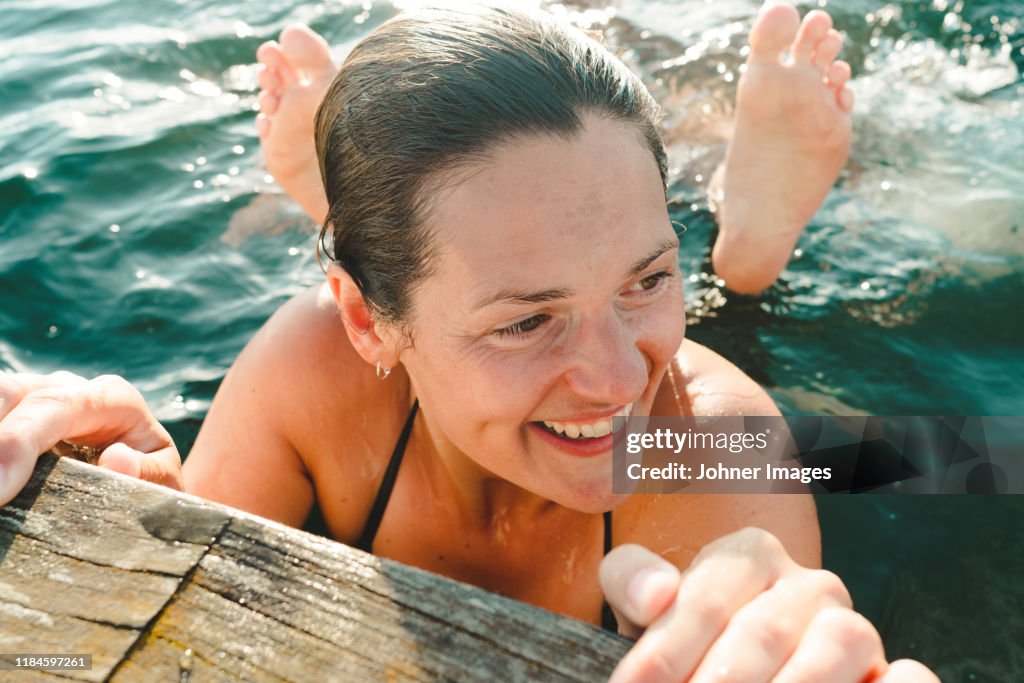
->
<box><xmin>397</xmin><ymin>114</ymin><xmax>685</xmax><ymax>512</ymax></box>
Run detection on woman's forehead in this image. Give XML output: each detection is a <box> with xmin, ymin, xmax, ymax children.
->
<box><xmin>417</xmin><ymin>116</ymin><xmax>673</xmax><ymax>307</ymax></box>
<box><xmin>426</xmin><ymin>117</ymin><xmax>668</xmax><ymax>261</ymax></box>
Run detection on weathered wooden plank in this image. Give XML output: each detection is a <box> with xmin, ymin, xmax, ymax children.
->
<box><xmin>0</xmin><ymin>456</ymin><xmax>227</xmax><ymax>680</ymax></box>
<box><xmin>115</xmin><ymin>515</ymin><xmax>629</xmax><ymax>681</ymax></box>
<box><xmin>1</xmin><ymin>455</ymin><xmax>225</xmax><ymax>574</ymax></box>
<box><xmin>2</xmin><ymin>454</ymin><xmax>630</xmax><ymax>682</ymax></box>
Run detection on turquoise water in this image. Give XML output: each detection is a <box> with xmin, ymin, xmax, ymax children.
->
<box><xmin>1</xmin><ymin>1</ymin><xmax>1021</xmax><ymax>679</ymax></box>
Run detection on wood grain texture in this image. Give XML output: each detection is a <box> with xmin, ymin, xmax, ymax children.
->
<box><xmin>1</xmin><ymin>455</ymin><xmax>630</xmax><ymax>681</ymax></box>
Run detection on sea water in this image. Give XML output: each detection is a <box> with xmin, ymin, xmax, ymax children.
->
<box><xmin>1</xmin><ymin>1</ymin><xmax>1021</xmax><ymax>680</ymax></box>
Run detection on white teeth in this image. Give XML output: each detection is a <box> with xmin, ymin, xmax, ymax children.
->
<box><xmin>541</xmin><ymin>402</ymin><xmax>633</xmax><ymax>440</ymax></box>
<box><xmin>612</xmin><ymin>402</ymin><xmax>633</xmax><ymax>433</ymax></box>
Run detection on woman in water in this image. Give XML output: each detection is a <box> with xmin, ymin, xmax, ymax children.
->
<box><xmin>0</xmin><ymin>3</ymin><xmax>935</xmax><ymax>680</ymax></box>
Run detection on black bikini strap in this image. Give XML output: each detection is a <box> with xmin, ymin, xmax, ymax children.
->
<box><xmin>603</xmin><ymin>510</ymin><xmax>613</xmax><ymax>555</ymax></box>
<box><xmin>601</xmin><ymin>510</ymin><xmax>618</xmax><ymax>632</ymax></box>
<box><xmin>353</xmin><ymin>399</ymin><xmax>419</xmax><ymax>552</ymax></box>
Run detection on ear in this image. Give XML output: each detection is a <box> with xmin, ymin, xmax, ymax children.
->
<box><xmin>326</xmin><ymin>262</ymin><xmax>403</xmax><ymax>369</ymax></box>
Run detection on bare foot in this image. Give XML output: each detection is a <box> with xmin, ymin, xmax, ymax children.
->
<box><xmin>711</xmin><ymin>2</ymin><xmax>854</xmax><ymax>295</ymax></box>
<box><xmin>256</xmin><ymin>25</ymin><xmax>337</xmax><ymax>225</ymax></box>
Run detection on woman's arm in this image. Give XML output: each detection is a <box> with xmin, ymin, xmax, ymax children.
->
<box><xmin>182</xmin><ymin>289</ymin><xmax>327</xmax><ymax>526</ymax></box>
<box><xmin>600</xmin><ymin>340</ymin><xmax>936</xmax><ymax>681</ymax></box>
<box><xmin>636</xmin><ymin>339</ymin><xmax>820</xmax><ymax>567</ymax></box>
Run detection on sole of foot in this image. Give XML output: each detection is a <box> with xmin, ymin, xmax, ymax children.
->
<box><xmin>256</xmin><ymin>24</ymin><xmax>337</xmax><ymax>224</ymax></box>
<box><xmin>712</xmin><ymin>2</ymin><xmax>854</xmax><ymax>295</ymax></box>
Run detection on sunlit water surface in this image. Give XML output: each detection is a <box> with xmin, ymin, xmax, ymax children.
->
<box><xmin>1</xmin><ymin>1</ymin><xmax>1021</xmax><ymax>679</ymax></box>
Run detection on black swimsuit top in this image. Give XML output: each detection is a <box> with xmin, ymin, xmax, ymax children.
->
<box><xmin>354</xmin><ymin>399</ymin><xmax>619</xmax><ymax>633</ymax></box>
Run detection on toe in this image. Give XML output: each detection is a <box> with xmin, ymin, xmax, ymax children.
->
<box><xmin>258</xmin><ymin>89</ymin><xmax>280</xmax><ymax>117</ymax></box>
<box><xmin>279</xmin><ymin>24</ymin><xmax>336</xmax><ymax>80</ymax></box>
<box><xmin>256</xmin><ymin>40</ymin><xmax>299</xmax><ymax>87</ymax></box>
<box><xmin>256</xmin><ymin>113</ymin><xmax>271</xmax><ymax>142</ymax></box>
<box><xmin>792</xmin><ymin>10</ymin><xmax>833</xmax><ymax>63</ymax></box>
<box><xmin>747</xmin><ymin>2</ymin><xmax>801</xmax><ymax>66</ymax></box>
<box><xmin>812</xmin><ymin>29</ymin><xmax>844</xmax><ymax>74</ymax></box>
<box><xmin>837</xmin><ymin>85</ymin><xmax>855</xmax><ymax>113</ymax></box>
<box><xmin>826</xmin><ymin>60</ymin><xmax>852</xmax><ymax>90</ymax></box>
<box><xmin>257</xmin><ymin>65</ymin><xmax>282</xmax><ymax>95</ymax></box>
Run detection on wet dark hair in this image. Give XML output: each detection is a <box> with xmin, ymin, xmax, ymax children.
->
<box><xmin>314</xmin><ymin>3</ymin><xmax>667</xmax><ymax>326</ymax></box>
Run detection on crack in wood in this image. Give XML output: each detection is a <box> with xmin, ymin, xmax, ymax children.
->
<box><xmin>104</xmin><ymin>524</ymin><xmax>229</xmax><ymax>681</ymax></box>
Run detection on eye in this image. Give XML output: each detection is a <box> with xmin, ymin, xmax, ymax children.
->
<box><xmin>494</xmin><ymin>314</ymin><xmax>549</xmax><ymax>339</ymax></box>
<box><xmin>632</xmin><ymin>271</ymin><xmax>673</xmax><ymax>293</ymax></box>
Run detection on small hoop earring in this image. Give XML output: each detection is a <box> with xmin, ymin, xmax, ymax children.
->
<box><xmin>376</xmin><ymin>361</ymin><xmax>392</xmax><ymax>380</ymax></box>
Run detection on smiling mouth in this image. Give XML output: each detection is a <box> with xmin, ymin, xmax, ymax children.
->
<box><xmin>533</xmin><ymin>403</ymin><xmax>634</xmax><ymax>440</ymax></box>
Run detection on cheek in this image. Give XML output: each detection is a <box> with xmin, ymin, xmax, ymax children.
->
<box><xmin>638</xmin><ymin>285</ymin><xmax>686</xmax><ymax>364</ymax></box>
<box><xmin>409</xmin><ymin>335</ymin><xmax>549</xmax><ymax>429</ymax></box>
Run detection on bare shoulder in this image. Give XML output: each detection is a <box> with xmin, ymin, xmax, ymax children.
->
<box><xmin>619</xmin><ymin>340</ymin><xmax>819</xmax><ymax>570</ymax></box>
<box><xmin>652</xmin><ymin>338</ymin><xmax>780</xmax><ymax>417</ymax></box>
<box><xmin>185</xmin><ymin>283</ymin><xmax>381</xmax><ymax>527</ymax></box>
<box><xmin>231</xmin><ymin>282</ymin><xmax>391</xmax><ymax>461</ymax></box>
<box><xmin>255</xmin><ymin>282</ymin><xmax>365</xmax><ymax>380</ymax></box>
<box><xmin>218</xmin><ymin>283</ymin><xmax>376</xmax><ymax>436</ymax></box>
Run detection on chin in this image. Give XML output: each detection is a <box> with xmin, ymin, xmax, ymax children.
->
<box><xmin>548</xmin><ymin>482</ymin><xmax>629</xmax><ymax>514</ymax></box>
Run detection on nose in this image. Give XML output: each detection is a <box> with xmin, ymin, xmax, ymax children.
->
<box><xmin>561</xmin><ymin>310</ymin><xmax>650</xmax><ymax>406</ymax></box>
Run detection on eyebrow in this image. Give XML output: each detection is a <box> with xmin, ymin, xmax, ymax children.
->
<box><xmin>626</xmin><ymin>237</ymin><xmax>680</xmax><ymax>278</ymax></box>
<box><xmin>471</xmin><ymin>237</ymin><xmax>680</xmax><ymax>311</ymax></box>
